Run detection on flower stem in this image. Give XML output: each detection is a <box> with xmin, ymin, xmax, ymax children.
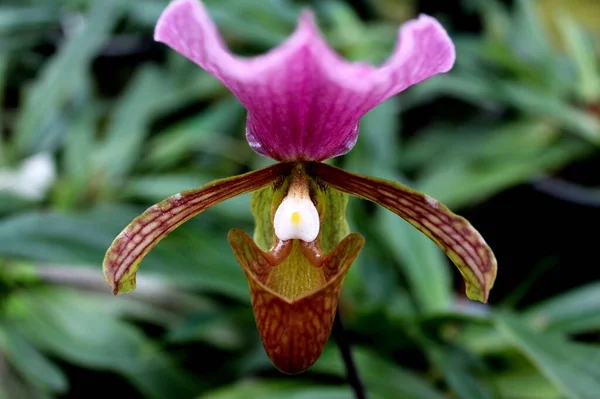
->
<box><xmin>333</xmin><ymin>309</ymin><xmax>366</xmax><ymax>399</ymax></box>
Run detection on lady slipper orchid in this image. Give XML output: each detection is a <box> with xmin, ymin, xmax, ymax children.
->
<box><xmin>103</xmin><ymin>0</ymin><xmax>497</xmax><ymax>375</ymax></box>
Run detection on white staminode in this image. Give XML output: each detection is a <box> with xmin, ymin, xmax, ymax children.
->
<box><xmin>273</xmin><ymin>197</ymin><xmax>320</xmax><ymax>242</ymax></box>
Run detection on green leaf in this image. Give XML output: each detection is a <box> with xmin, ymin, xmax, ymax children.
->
<box><xmin>406</xmin><ymin>76</ymin><xmax>600</xmax><ymax>144</ymax></box>
<box><xmin>62</xmin><ymin>107</ymin><xmax>96</xmax><ymax>183</ymax></box>
<box><xmin>0</xmin><ymin>54</ymin><xmax>7</xmax><ymax>159</ymax></box>
<box><xmin>523</xmin><ymin>282</ymin><xmax>600</xmax><ymax>334</ymax></box>
<box><xmin>0</xmin><ymin>211</ymin><xmax>114</xmax><ymax>264</ymax></box>
<box><xmin>125</xmin><ymin>174</ymin><xmax>215</xmax><ymax>202</ymax></box>
<box><xmin>200</xmin><ymin>380</ymin><xmax>353</xmax><ymax>399</ymax></box>
<box><xmin>466</xmin><ymin>0</ymin><xmax>511</xmax><ymax>40</ymax></box>
<box><xmin>494</xmin><ymin>83</ymin><xmax>600</xmax><ymax>144</ymax></box>
<box><xmin>490</xmin><ymin>369</ymin><xmax>562</xmax><ymax>399</ymax></box>
<box><xmin>417</xmin><ymin>136</ymin><xmax>592</xmax><ymax>209</ymax></box>
<box><xmin>557</xmin><ymin>14</ymin><xmax>600</xmax><ymax>102</ymax></box>
<box><xmin>204</xmin><ymin>0</ymin><xmax>298</xmax><ymax>48</ymax></box>
<box><xmin>511</xmin><ymin>0</ymin><xmax>557</xmax><ymax>70</ymax></box>
<box><xmin>456</xmin><ymin>324</ymin><xmax>511</xmax><ymax>355</ymax></box>
<box><xmin>405</xmin><ymin>121</ymin><xmax>557</xmax><ymax>170</ymax></box>
<box><xmin>13</xmin><ymin>0</ymin><xmax>121</xmax><ymax>155</ymax></box>
<box><xmin>94</xmin><ymin>66</ymin><xmax>166</xmax><ymax>180</ymax></box>
<box><xmin>402</xmin><ymin>73</ymin><xmax>498</xmax><ymax>111</ymax></box>
<box><xmin>28</xmin><ymin>281</ymin><xmax>185</xmax><ymax>327</ymax></box>
<box><xmin>0</xmin><ymin>361</ymin><xmax>51</xmax><ymax>399</ymax></box>
<box><xmin>0</xmin><ymin>323</ymin><xmax>68</xmax><ymax>394</ymax></box>
<box><xmin>376</xmin><ymin>208</ymin><xmax>453</xmax><ymax>313</ymax></box>
<box><xmin>347</xmin><ymin>98</ymin><xmax>401</xmax><ymax>174</ymax></box>
<box><xmin>495</xmin><ymin>311</ymin><xmax>600</xmax><ymax>399</ymax></box>
<box><xmin>320</xmin><ymin>1</ymin><xmax>396</xmax><ymax>64</ymax></box>
<box><xmin>144</xmin><ymin>97</ymin><xmax>247</xmax><ymax>171</ymax></box>
<box><xmin>426</xmin><ymin>344</ymin><xmax>493</xmax><ymax>399</ymax></box>
<box><xmin>0</xmin><ymin>194</ymin><xmax>36</xmax><ymax>215</ymax></box>
<box><xmin>55</xmin><ymin>106</ymin><xmax>98</xmax><ymax>208</ymax></box>
<box><xmin>0</xmin><ymin>6</ymin><xmax>59</xmax><ymax>35</ymax></box>
<box><xmin>166</xmin><ymin>309</ymin><xmax>245</xmax><ymax>350</ymax></box>
<box><xmin>0</xmin><ymin>205</ymin><xmax>251</xmax><ymax>300</ymax></box>
<box><xmin>313</xmin><ymin>346</ymin><xmax>444</xmax><ymax>399</ymax></box>
<box><xmin>7</xmin><ymin>287</ymin><xmax>199</xmax><ymax>399</ymax></box>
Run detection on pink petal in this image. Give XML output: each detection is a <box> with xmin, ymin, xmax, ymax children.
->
<box><xmin>155</xmin><ymin>0</ymin><xmax>455</xmax><ymax>161</ymax></box>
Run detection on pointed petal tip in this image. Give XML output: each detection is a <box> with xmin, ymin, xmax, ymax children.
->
<box><xmin>102</xmin><ymin>164</ymin><xmax>289</xmax><ymax>298</ymax></box>
<box><xmin>468</xmin><ymin>253</ymin><xmax>497</xmax><ymax>303</ymax></box>
<box><xmin>103</xmin><ymin>242</ymin><xmax>139</xmax><ymax>296</ymax></box>
<box><xmin>311</xmin><ymin>163</ymin><xmax>496</xmax><ymax>304</ymax></box>
<box><xmin>297</xmin><ymin>9</ymin><xmax>319</xmax><ymax>34</ymax></box>
<box><xmin>298</xmin><ymin>9</ymin><xmax>315</xmax><ymax>25</ymax></box>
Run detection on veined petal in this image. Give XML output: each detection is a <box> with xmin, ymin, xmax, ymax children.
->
<box><xmin>155</xmin><ymin>0</ymin><xmax>455</xmax><ymax>162</ymax></box>
<box><xmin>228</xmin><ymin>228</ymin><xmax>365</xmax><ymax>374</ymax></box>
<box><xmin>103</xmin><ymin>163</ymin><xmax>293</xmax><ymax>295</ymax></box>
<box><xmin>310</xmin><ymin>162</ymin><xmax>497</xmax><ymax>303</ymax></box>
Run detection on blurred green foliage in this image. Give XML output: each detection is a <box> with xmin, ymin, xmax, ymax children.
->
<box><xmin>0</xmin><ymin>0</ymin><xmax>599</xmax><ymax>398</ymax></box>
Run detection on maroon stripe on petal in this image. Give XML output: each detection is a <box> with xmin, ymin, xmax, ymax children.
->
<box><xmin>228</xmin><ymin>228</ymin><xmax>365</xmax><ymax>374</ymax></box>
<box><xmin>310</xmin><ymin>162</ymin><xmax>497</xmax><ymax>303</ymax></box>
<box><xmin>103</xmin><ymin>162</ymin><xmax>293</xmax><ymax>295</ymax></box>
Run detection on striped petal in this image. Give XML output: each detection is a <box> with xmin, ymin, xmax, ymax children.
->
<box><xmin>309</xmin><ymin>162</ymin><xmax>497</xmax><ymax>303</ymax></box>
<box><xmin>228</xmin><ymin>228</ymin><xmax>364</xmax><ymax>374</ymax></box>
<box><xmin>103</xmin><ymin>163</ymin><xmax>293</xmax><ymax>295</ymax></box>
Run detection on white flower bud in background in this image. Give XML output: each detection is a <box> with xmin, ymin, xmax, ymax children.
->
<box><xmin>0</xmin><ymin>152</ymin><xmax>56</xmax><ymax>201</ymax></box>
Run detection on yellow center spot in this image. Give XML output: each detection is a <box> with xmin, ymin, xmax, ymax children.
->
<box><xmin>291</xmin><ymin>211</ymin><xmax>301</xmax><ymax>225</ymax></box>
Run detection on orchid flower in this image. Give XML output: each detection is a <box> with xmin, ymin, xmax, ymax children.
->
<box><xmin>103</xmin><ymin>0</ymin><xmax>497</xmax><ymax>374</ymax></box>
